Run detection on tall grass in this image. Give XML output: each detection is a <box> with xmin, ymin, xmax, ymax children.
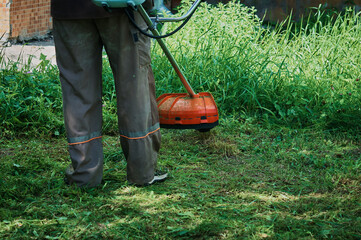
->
<box><xmin>153</xmin><ymin>1</ymin><xmax>361</xmax><ymax>129</ymax></box>
<box><xmin>1</xmin><ymin>1</ymin><xmax>361</xmax><ymax>137</ymax></box>
<box><xmin>0</xmin><ymin>53</ymin><xmax>64</xmax><ymax>137</ymax></box>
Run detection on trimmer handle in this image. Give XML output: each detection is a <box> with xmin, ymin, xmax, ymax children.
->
<box><xmin>138</xmin><ymin>5</ymin><xmax>198</xmax><ymax>97</ymax></box>
<box><xmin>150</xmin><ymin>0</ymin><xmax>203</xmax><ymax>23</ymax></box>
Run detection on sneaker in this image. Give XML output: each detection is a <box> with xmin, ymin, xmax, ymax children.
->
<box><xmin>64</xmin><ymin>164</ymin><xmax>74</xmax><ymax>185</ymax></box>
<box><xmin>64</xmin><ymin>177</ymin><xmax>70</xmax><ymax>185</ymax></box>
<box><xmin>147</xmin><ymin>171</ymin><xmax>168</xmax><ymax>185</ymax></box>
<box><xmin>132</xmin><ymin>170</ymin><xmax>168</xmax><ymax>187</ymax></box>
<box><xmin>65</xmin><ymin>164</ymin><xmax>74</xmax><ymax>175</ymax></box>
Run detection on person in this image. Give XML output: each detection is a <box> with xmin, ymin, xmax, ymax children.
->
<box><xmin>51</xmin><ymin>0</ymin><xmax>167</xmax><ymax>187</ymax></box>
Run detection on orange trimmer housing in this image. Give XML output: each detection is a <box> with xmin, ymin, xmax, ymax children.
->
<box><xmin>157</xmin><ymin>92</ymin><xmax>219</xmax><ymax>130</ymax></box>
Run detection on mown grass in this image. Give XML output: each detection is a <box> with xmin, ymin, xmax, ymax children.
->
<box><xmin>1</xmin><ymin>119</ymin><xmax>360</xmax><ymax>239</ymax></box>
<box><xmin>1</xmin><ymin>1</ymin><xmax>361</xmax><ymax>239</ymax></box>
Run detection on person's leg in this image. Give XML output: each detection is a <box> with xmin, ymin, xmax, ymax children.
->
<box><xmin>53</xmin><ymin>19</ymin><xmax>104</xmax><ymax>187</ymax></box>
<box><xmin>95</xmin><ymin>12</ymin><xmax>161</xmax><ymax>185</ymax></box>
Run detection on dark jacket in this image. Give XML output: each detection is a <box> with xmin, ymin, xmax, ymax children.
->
<box><xmin>51</xmin><ymin>0</ymin><xmax>112</xmax><ymax>19</ymax></box>
<box><xmin>51</xmin><ymin>0</ymin><xmax>154</xmax><ymax>19</ymax></box>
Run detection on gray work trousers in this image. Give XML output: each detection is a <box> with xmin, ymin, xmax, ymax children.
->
<box><xmin>53</xmin><ymin>11</ymin><xmax>161</xmax><ymax>187</ymax></box>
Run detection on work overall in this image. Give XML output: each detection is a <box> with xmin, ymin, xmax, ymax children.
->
<box><xmin>53</xmin><ymin>10</ymin><xmax>161</xmax><ymax>187</ymax></box>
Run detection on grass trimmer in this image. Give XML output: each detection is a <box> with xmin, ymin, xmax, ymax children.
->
<box><xmin>93</xmin><ymin>0</ymin><xmax>219</xmax><ymax>131</ymax></box>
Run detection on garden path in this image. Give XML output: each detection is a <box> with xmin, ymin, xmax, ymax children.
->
<box><xmin>2</xmin><ymin>38</ymin><xmax>56</xmax><ymax>69</ymax></box>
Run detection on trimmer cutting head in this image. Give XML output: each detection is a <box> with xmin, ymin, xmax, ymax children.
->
<box><xmin>157</xmin><ymin>92</ymin><xmax>219</xmax><ymax>131</ymax></box>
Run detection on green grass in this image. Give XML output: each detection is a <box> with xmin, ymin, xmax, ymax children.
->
<box><xmin>2</xmin><ymin>1</ymin><xmax>361</xmax><ymax>137</ymax></box>
<box><xmin>1</xmin><ymin>119</ymin><xmax>360</xmax><ymax>239</ymax></box>
<box><xmin>1</xmin><ymin>1</ymin><xmax>361</xmax><ymax>239</ymax></box>
<box><xmin>153</xmin><ymin>1</ymin><xmax>361</xmax><ymax>129</ymax></box>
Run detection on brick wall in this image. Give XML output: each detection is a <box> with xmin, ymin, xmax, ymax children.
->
<box><xmin>0</xmin><ymin>0</ymin><xmax>10</xmax><ymax>41</ymax></box>
<box><xmin>10</xmin><ymin>0</ymin><xmax>52</xmax><ymax>41</ymax></box>
<box><xmin>0</xmin><ymin>0</ymin><xmax>51</xmax><ymax>41</ymax></box>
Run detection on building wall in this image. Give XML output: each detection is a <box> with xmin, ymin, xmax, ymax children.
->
<box><xmin>0</xmin><ymin>0</ymin><xmax>52</xmax><ymax>42</ymax></box>
<box><xmin>10</xmin><ymin>0</ymin><xmax>52</xmax><ymax>41</ymax></box>
<box><xmin>240</xmin><ymin>0</ymin><xmax>361</xmax><ymax>22</ymax></box>
<box><xmin>168</xmin><ymin>0</ymin><xmax>361</xmax><ymax>22</ymax></box>
<box><xmin>0</xmin><ymin>0</ymin><xmax>10</xmax><ymax>41</ymax></box>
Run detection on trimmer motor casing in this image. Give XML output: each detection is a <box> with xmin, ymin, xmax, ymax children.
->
<box><xmin>157</xmin><ymin>92</ymin><xmax>219</xmax><ymax>130</ymax></box>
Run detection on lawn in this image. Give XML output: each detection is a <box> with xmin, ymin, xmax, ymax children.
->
<box><xmin>1</xmin><ymin>1</ymin><xmax>361</xmax><ymax>239</ymax></box>
<box><xmin>1</xmin><ymin>120</ymin><xmax>360</xmax><ymax>239</ymax></box>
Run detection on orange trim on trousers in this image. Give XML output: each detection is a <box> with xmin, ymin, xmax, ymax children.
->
<box><xmin>119</xmin><ymin>128</ymin><xmax>160</xmax><ymax>140</ymax></box>
<box><xmin>68</xmin><ymin>127</ymin><xmax>160</xmax><ymax>145</ymax></box>
<box><xmin>68</xmin><ymin>136</ymin><xmax>102</xmax><ymax>146</ymax></box>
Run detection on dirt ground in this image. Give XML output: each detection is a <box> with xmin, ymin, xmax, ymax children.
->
<box><xmin>1</xmin><ymin>37</ymin><xmax>56</xmax><ymax>69</ymax></box>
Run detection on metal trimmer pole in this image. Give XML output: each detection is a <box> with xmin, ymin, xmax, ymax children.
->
<box><xmin>137</xmin><ymin>5</ymin><xmax>198</xmax><ymax>98</ymax></box>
